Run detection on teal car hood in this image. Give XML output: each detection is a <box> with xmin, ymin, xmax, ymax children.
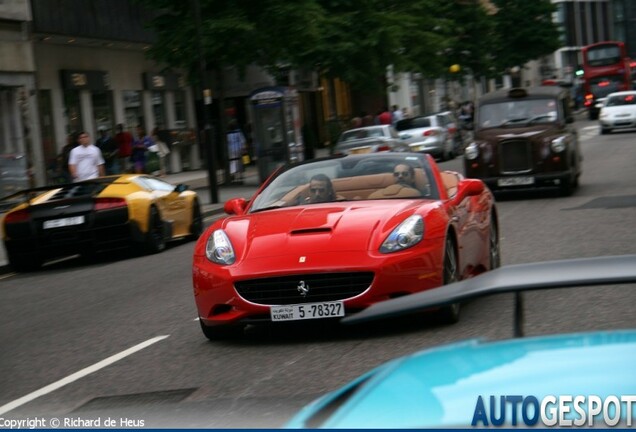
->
<box><xmin>287</xmin><ymin>330</ymin><xmax>636</xmax><ymax>428</ymax></box>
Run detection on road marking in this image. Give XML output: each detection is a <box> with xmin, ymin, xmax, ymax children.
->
<box><xmin>579</xmin><ymin>125</ymin><xmax>599</xmax><ymax>141</ymax></box>
<box><xmin>0</xmin><ymin>273</ymin><xmax>16</xmax><ymax>280</ymax></box>
<box><xmin>0</xmin><ymin>335</ymin><xmax>170</xmax><ymax>415</ymax></box>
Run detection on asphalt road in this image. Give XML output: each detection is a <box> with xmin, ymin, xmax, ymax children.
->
<box><xmin>0</xmin><ymin>118</ymin><xmax>635</xmax><ymax>428</ymax></box>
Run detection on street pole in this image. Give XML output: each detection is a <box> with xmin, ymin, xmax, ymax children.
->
<box><xmin>192</xmin><ymin>0</ymin><xmax>219</xmax><ymax>204</ymax></box>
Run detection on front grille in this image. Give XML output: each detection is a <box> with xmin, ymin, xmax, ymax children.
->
<box><xmin>234</xmin><ymin>272</ymin><xmax>374</xmax><ymax>305</ymax></box>
<box><xmin>499</xmin><ymin>139</ymin><xmax>532</xmax><ymax>173</ymax></box>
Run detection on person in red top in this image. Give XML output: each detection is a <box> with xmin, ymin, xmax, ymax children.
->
<box><xmin>377</xmin><ymin>107</ymin><xmax>392</xmax><ymax>125</ymax></box>
<box><xmin>114</xmin><ymin>123</ymin><xmax>134</xmax><ymax>173</ymax></box>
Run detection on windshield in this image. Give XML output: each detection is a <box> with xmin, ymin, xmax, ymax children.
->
<box><xmin>339</xmin><ymin>127</ymin><xmax>385</xmax><ymax>141</ymax></box>
<box><xmin>477</xmin><ymin>98</ymin><xmax>559</xmax><ymax>128</ymax></box>
<box><xmin>605</xmin><ymin>93</ymin><xmax>636</xmax><ymax>106</ymax></box>
<box><xmin>586</xmin><ymin>45</ymin><xmax>621</xmax><ymax>67</ymax></box>
<box><xmin>249</xmin><ymin>154</ymin><xmax>437</xmax><ymax>211</ymax></box>
<box><xmin>395</xmin><ymin>117</ymin><xmax>432</xmax><ymax>131</ymax></box>
<box><xmin>590</xmin><ymin>76</ymin><xmax>625</xmax><ymax>98</ymax></box>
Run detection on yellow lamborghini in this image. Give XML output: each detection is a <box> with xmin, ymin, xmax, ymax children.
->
<box><xmin>1</xmin><ymin>174</ymin><xmax>203</xmax><ymax>271</ymax></box>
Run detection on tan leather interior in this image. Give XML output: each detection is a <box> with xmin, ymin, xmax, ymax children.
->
<box><xmin>440</xmin><ymin>171</ymin><xmax>461</xmax><ymax>198</ymax></box>
<box><xmin>278</xmin><ymin>169</ymin><xmax>431</xmax><ymax>204</ymax></box>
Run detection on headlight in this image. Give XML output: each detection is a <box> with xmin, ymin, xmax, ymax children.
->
<box><xmin>465</xmin><ymin>142</ymin><xmax>479</xmax><ymax>160</ymax></box>
<box><xmin>551</xmin><ymin>136</ymin><xmax>567</xmax><ymax>153</ymax></box>
<box><xmin>599</xmin><ymin>111</ymin><xmax>607</xmax><ymax>119</ymax></box>
<box><xmin>380</xmin><ymin>215</ymin><xmax>424</xmax><ymax>253</ymax></box>
<box><xmin>205</xmin><ymin>229</ymin><xmax>236</xmax><ymax>264</ymax></box>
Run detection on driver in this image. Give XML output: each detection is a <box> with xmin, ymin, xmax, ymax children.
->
<box><xmin>305</xmin><ymin>174</ymin><xmax>337</xmax><ymax>203</ymax></box>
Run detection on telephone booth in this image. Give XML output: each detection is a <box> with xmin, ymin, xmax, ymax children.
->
<box><xmin>250</xmin><ymin>86</ymin><xmax>304</xmax><ymax>182</ymax></box>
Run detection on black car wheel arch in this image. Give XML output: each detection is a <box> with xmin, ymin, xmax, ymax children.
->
<box><xmin>145</xmin><ymin>206</ymin><xmax>166</xmax><ymax>253</ymax></box>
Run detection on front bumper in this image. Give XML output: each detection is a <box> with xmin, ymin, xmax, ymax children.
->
<box><xmin>193</xmin><ymin>240</ymin><xmax>445</xmax><ymax>327</ymax></box>
<box><xmin>479</xmin><ymin>170</ymin><xmax>574</xmax><ymax>192</ymax></box>
<box><xmin>600</xmin><ymin>117</ymin><xmax>636</xmax><ymax>130</ymax></box>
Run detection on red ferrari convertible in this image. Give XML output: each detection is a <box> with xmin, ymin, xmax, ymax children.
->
<box><xmin>193</xmin><ymin>153</ymin><xmax>499</xmax><ymax>339</ymax></box>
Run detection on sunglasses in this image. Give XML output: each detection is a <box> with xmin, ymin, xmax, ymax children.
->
<box><xmin>310</xmin><ymin>187</ymin><xmax>326</xmax><ymax>193</ymax></box>
<box><xmin>393</xmin><ymin>171</ymin><xmax>410</xmax><ymax>177</ymax></box>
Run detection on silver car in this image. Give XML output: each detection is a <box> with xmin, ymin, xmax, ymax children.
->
<box><xmin>395</xmin><ymin>115</ymin><xmax>454</xmax><ymax>160</ymax></box>
<box><xmin>335</xmin><ymin>125</ymin><xmax>409</xmax><ymax>155</ymax></box>
<box><xmin>599</xmin><ymin>91</ymin><xmax>636</xmax><ymax>134</ymax></box>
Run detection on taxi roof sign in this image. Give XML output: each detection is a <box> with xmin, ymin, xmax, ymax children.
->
<box><xmin>508</xmin><ymin>88</ymin><xmax>528</xmax><ymax>98</ymax></box>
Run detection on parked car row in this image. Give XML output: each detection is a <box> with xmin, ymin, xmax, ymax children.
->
<box><xmin>334</xmin><ymin>111</ymin><xmax>468</xmax><ymax>161</ymax></box>
<box><xmin>395</xmin><ymin>110</ymin><xmax>466</xmax><ymax>160</ymax></box>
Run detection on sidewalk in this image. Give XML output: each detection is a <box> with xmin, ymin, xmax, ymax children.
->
<box><xmin>0</xmin><ymin>148</ymin><xmax>330</xmax><ymax>272</ymax></box>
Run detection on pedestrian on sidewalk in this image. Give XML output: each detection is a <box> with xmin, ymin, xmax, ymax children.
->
<box><xmin>226</xmin><ymin>120</ymin><xmax>247</xmax><ymax>184</ymax></box>
<box><xmin>131</xmin><ymin>125</ymin><xmax>153</xmax><ymax>174</ymax></box>
<box><xmin>96</xmin><ymin>126</ymin><xmax>119</xmax><ymax>174</ymax></box>
<box><xmin>115</xmin><ymin>124</ymin><xmax>133</xmax><ymax>173</ymax></box>
<box><xmin>68</xmin><ymin>131</ymin><xmax>105</xmax><ymax>182</ymax></box>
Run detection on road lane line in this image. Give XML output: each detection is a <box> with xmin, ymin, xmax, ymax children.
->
<box><xmin>0</xmin><ymin>335</ymin><xmax>170</xmax><ymax>415</ymax></box>
<box><xmin>0</xmin><ymin>273</ymin><xmax>16</xmax><ymax>280</ymax></box>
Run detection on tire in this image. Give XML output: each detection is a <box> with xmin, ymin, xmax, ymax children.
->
<box><xmin>189</xmin><ymin>201</ymin><xmax>204</xmax><ymax>241</ymax></box>
<box><xmin>560</xmin><ymin>176</ymin><xmax>575</xmax><ymax>196</ymax></box>
<box><xmin>7</xmin><ymin>250</ymin><xmax>42</xmax><ymax>272</ymax></box>
<box><xmin>588</xmin><ymin>109</ymin><xmax>599</xmax><ymax>121</ymax></box>
<box><xmin>600</xmin><ymin>128</ymin><xmax>610</xmax><ymax>135</ymax></box>
<box><xmin>489</xmin><ymin>217</ymin><xmax>501</xmax><ymax>271</ymax></box>
<box><xmin>199</xmin><ymin>319</ymin><xmax>243</xmax><ymax>341</ymax></box>
<box><xmin>145</xmin><ymin>206</ymin><xmax>166</xmax><ymax>254</ymax></box>
<box><xmin>438</xmin><ymin>237</ymin><xmax>460</xmax><ymax>324</ymax></box>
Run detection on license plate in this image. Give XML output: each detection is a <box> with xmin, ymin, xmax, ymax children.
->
<box><xmin>497</xmin><ymin>176</ymin><xmax>534</xmax><ymax>187</ymax></box>
<box><xmin>270</xmin><ymin>301</ymin><xmax>345</xmax><ymax>322</ymax></box>
<box><xmin>43</xmin><ymin>215</ymin><xmax>85</xmax><ymax>229</ymax></box>
<box><xmin>349</xmin><ymin>147</ymin><xmax>372</xmax><ymax>154</ymax></box>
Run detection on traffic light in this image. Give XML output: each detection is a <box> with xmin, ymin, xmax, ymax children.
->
<box><xmin>575</xmin><ymin>65</ymin><xmax>584</xmax><ymax>77</ymax></box>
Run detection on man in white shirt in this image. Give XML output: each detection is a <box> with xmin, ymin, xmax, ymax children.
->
<box><xmin>68</xmin><ymin>131</ymin><xmax>105</xmax><ymax>182</ymax></box>
<box><xmin>391</xmin><ymin>105</ymin><xmax>404</xmax><ymax>126</ymax></box>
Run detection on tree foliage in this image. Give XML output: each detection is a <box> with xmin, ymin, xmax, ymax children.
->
<box><xmin>136</xmin><ymin>0</ymin><xmax>562</xmax><ymax>89</ymax></box>
<box><xmin>491</xmin><ymin>0</ymin><xmax>561</xmax><ymax>72</ymax></box>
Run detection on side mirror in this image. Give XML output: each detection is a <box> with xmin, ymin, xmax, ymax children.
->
<box><xmin>454</xmin><ymin>179</ymin><xmax>485</xmax><ymax>202</ymax></box>
<box><xmin>174</xmin><ymin>184</ymin><xmax>189</xmax><ymax>193</ymax></box>
<box><xmin>224</xmin><ymin>198</ymin><xmax>248</xmax><ymax>215</ymax></box>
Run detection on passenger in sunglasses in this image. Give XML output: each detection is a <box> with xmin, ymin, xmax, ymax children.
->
<box><xmin>369</xmin><ymin>163</ymin><xmax>421</xmax><ymax>199</ymax></box>
<box><xmin>392</xmin><ymin>164</ymin><xmax>416</xmax><ymax>188</ymax></box>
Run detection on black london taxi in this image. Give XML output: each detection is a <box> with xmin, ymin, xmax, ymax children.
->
<box><xmin>464</xmin><ymin>86</ymin><xmax>582</xmax><ymax>195</ymax></box>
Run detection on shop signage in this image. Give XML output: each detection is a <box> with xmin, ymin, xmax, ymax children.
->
<box><xmin>143</xmin><ymin>72</ymin><xmax>181</xmax><ymax>90</ymax></box>
<box><xmin>60</xmin><ymin>70</ymin><xmax>110</xmax><ymax>90</ymax></box>
<box><xmin>250</xmin><ymin>89</ymin><xmax>284</xmax><ymax>107</ymax></box>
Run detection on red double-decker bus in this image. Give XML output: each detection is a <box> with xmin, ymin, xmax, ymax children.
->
<box><xmin>581</xmin><ymin>41</ymin><xmax>632</xmax><ymax>120</ymax></box>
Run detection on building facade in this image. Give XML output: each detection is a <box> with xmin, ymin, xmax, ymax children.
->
<box><xmin>0</xmin><ymin>0</ymin><xmax>43</xmax><ymax>187</ymax></box>
<box><xmin>30</xmin><ymin>0</ymin><xmax>199</xmax><ymax>181</ymax></box>
<box><xmin>0</xmin><ymin>0</ymin><xmax>202</xmax><ymax>191</ymax></box>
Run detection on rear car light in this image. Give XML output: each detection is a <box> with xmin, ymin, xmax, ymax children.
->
<box><xmin>376</xmin><ymin>145</ymin><xmax>391</xmax><ymax>152</ymax></box>
<box><xmin>4</xmin><ymin>209</ymin><xmax>29</xmax><ymax>224</ymax></box>
<box><xmin>423</xmin><ymin>130</ymin><xmax>438</xmax><ymax>137</ymax></box>
<box><xmin>94</xmin><ymin>197</ymin><xmax>127</xmax><ymax>211</ymax></box>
